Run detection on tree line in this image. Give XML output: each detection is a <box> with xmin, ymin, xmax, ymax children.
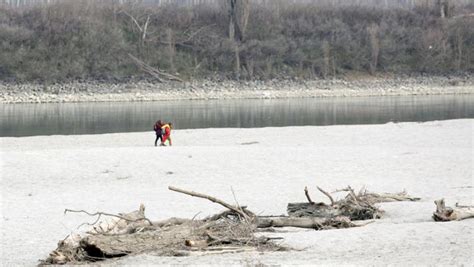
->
<box><xmin>0</xmin><ymin>0</ymin><xmax>472</xmax><ymax>83</ymax></box>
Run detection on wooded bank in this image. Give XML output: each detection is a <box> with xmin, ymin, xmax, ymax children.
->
<box><xmin>1</xmin><ymin>0</ymin><xmax>473</xmax><ymax>83</ymax></box>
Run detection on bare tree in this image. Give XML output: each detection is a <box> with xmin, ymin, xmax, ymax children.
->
<box><xmin>367</xmin><ymin>23</ymin><xmax>379</xmax><ymax>75</ymax></box>
<box><xmin>167</xmin><ymin>28</ymin><xmax>176</xmax><ymax>73</ymax></box>
<box><xmin>119</xmin><ymin>6</ymin><xmax>152</xmax><ymax>53</ymax></box>
<box><xmin>225</xmin><ymin>0</ymin><xmax>250</xmax><ymax>78</ymax></box>
<box><xmin>322</xmin><ymin>40</ymin><xmax>331</xmax><ymax>78</ymax></box>
<box><xmin>454</xmin><ymin>27</ymin><xmax>463</xmax><ymax>70</ymax></box>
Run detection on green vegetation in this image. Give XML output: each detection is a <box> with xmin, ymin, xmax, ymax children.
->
<box><xmin>0</xmin><ymin>0</ymin><xmax>472</xmax><ymax>83</ymax></box>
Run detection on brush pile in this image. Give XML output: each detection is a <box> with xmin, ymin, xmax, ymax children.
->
<box><xmin>41</xmin><ymin>185</ymin><xmax>421</xmax><ymax>265</ymax></box>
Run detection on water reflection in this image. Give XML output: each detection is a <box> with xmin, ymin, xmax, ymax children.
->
<box><xmin>1</xmin><ymin>95</ymin><xmax>473</xmax><ymax>137</ymax></box>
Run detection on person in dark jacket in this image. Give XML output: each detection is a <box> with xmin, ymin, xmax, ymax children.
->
<box><xmin>154</xmin><ymin>120</ymin><xmax>163</xmax><ymax>146</ymax></box>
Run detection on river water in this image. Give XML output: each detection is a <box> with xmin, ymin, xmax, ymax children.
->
<box><xmin>1</xmin><ymin>95</ymin><xmax>473</xmax><ymax>137</ymax></box>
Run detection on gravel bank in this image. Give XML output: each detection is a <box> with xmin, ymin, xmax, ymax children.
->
<box><xmin>1</xmin><ymin>76</ymin><xmax>473</xmax><ymax>103</ymax></box>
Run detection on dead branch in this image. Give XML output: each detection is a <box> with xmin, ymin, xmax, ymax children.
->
<box><xmin>456</xmin><ymin>203</ymin><xmax>474</xmax><ymax>208</ymax></box>
<box><xmin>346</xmin><ymin>186</ymin><xmax>360</xmax><ymax>205</ymax></box>
<box><xmin>289</xmin><ymin>186</ymin><xmax>387</xmax><ymax>220</ymax></box>
<box><xmin>168</xmin><ymin>186</ymin><xmax>251</xmax><ymax>221</ymax></box>
<box><xmin>333</xmin><ymin>187</ymin><xmax>420</xmax><ymax>205</ymax></box>
<box><xmin>128</xmin><ymin>53</ymin><xmax>183</xmax><ymax>82</ymax></box>
<box><xmin>120</xmin><ymin>10</ymin><xmax>151</xmax><ymax>42</ymax></box>
<box><xmin>155</xmin><ymin>25</ymin><xmax>214</xmax><ymax>47</ymax></box>
<box><xmin>64</xmin><ymin>208</ymin><xmax>153</xmax><ymax>226</ymax></box>
<box><xmin>433</xmin><ymin>199</ymin><xmax>474</xmax><ymax>221</ymax></box>
<box><xmin>304</xmin><ymin>186</ymin><xmax>314</xmax><ymax>204</ymax></box>
<box><xmin>317</xmin><ymin>186</ymin><xmax>335</xmax><ymax>206</ymax></box>
<box><xmin>356</xmin><ymin>190</ymin><xmax>421</xmax><ymax>204</ymax></box>
<box><xmin>142</xmin><ymin>15</ymin><xmax>150</xmax><ymax>41</ymax></box>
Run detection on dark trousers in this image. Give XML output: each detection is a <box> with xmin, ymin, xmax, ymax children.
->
<box><xmin>155</xmin><ymin>134</ymin><xmax>162</xmax><ymax>146</ymax></box>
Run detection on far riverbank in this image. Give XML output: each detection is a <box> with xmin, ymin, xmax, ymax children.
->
<box><xmin>1</xmin><ymin>75</ymin><xmax>473</xmax><ymax>103</ymax></box>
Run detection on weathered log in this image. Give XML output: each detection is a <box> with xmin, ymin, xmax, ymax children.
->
<box><xmin>433</xmin><ymin>199</ymin><xmax>474</xmax><ymax>221</ymax></box>
<box><xmin>256</xmin><ymin>216</ymin><xmax>354</xmax><ymax>230</ymax></box>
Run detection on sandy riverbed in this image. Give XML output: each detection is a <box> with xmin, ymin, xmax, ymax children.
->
<box><xmin>0</xmin><ymin>120</ymin><xmax>473</xmax><ymax>265</ymax></box>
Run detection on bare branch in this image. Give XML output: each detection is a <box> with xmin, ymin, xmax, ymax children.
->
<box><xmin>128</xmin><ymin>53</ymin><xmax>183</xmax><ymax>82</ymax></box>
<box><xmin>304</xmin><ymin>186</ymin><xmax>314</xmax><ymax>204</ymax></box>
<box><xmin>168</xmin><ymin>186</ymin><xmax>251</xmax><ymax>220</ymax></box>
<box><xmin>121</xmin><ymin>10</ymin><xmax>143</xmax><ymax>32</ymax></box>
<box><xmin>142</xmin><ymin>15</ymin><xmax>150</xmax><ymax>41</ymax></box>
<box><xmin>317</xmin><ymin>186</ymin><xmax>335</xmax><ymax>206</ymax></box>
<box><xmin>64</xmin><ymin>209</ymin><xmax>153</xmax><ymax>226</ymax></box>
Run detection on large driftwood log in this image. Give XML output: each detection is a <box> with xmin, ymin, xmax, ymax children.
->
<box><xmin>433</xmin><ymin>199</ymin><xmax>474</xmax><ymax>221</ymax></box>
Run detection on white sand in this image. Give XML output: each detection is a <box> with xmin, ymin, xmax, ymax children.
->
<box><xmin>1</xmin><ymin>120</ymin><xmax>473</xmax><ymax>265</ymax></box>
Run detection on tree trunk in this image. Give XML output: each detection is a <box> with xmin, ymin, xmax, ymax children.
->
<box><xmin>368</xmin><ymin>24</ymin><xmax>379</xmax><ymax>75</ymax></box>
<box><xmin>322</xmin><ymin>40</ymin><xmax>330</xmax><ymax>78</ymax></box>
<box><xmin>455</xmin><ymin>28</ymin><xmax>463</xmax><ymax>70</ymax></box>
<box><xmin>167</xmin><ymin>28</ymin><xmax>176</xmax><ymax>74</ymax></box>
<box><xmin>227</xmin><ymin>0</ymin><xmax>250</xmax><ymax>79</ymax></box>
<box><xmin>234</xmin><ymin>42</ymin><xmax>240</xmax><ymax>78</ymax></box>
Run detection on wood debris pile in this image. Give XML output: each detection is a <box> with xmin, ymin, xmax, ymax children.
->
<box><xmin>41</xmin><ymin>185</ymin><xmax>423</xmax><ymax>265</ymax></box>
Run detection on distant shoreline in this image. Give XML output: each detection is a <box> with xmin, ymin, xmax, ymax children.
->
<box><xmin>1</xmin><ymin>76</ymin><xmax>473</xmax><ymax>104</ymax></box>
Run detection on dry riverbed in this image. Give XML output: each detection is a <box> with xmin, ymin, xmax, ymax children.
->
<box><xmin>1</xmin><ymin>120</ymin><xmax>472</xmax><ymax>265</ymax></box>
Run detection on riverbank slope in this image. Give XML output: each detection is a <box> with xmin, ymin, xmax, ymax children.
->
<box><xmin>1</xmin><ymin>75</ymin><xmax>473</xmax><ymax>103</ymax></box>
<box><xmin>1</xmin><ymin>119</ymin><xmax>472</xmax><ymax>265</ymax></box>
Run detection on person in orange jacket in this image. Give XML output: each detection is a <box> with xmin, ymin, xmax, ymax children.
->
<box><xmin>160</xmin><ymin>122</ymin><xmax>172</xmax><ymax>146</ymax></box>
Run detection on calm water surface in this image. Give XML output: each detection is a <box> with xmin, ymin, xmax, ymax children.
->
<box><xmin>1</xmin><ymin>95</ymin><xmax>473</xmax><ymax>137</ymax></box>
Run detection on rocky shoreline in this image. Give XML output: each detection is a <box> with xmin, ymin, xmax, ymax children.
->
<box><xmin>1</xmin><ymin>76</ymin><xmax>473</xmax><ymax>103</ymax></box>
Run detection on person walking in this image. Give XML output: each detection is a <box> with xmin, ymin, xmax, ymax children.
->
<box><xmin>160</xmin><ymin>122</ymin><xmax>172</xmax><ymax>146</ymax></box>
<box><xmin>154</xmin><ymin>120</ymin><xmax>163</xmax><ymax>147</ymax></box>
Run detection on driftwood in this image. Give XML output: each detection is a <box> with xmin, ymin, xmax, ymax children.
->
<box><xmin>432</xmin><ymin>199</ymin><xmax>474</xmax><ymax>221</ymax></box>
<box><xmin>64</xmin><ymin>204</ymin><xmax>153</xmax><ymax>235</ymax></box>
<box><xmin>169</xmin><ymin>186</ymin><xmax>354</xmax><ymax>230</ymax></box>
<box><xmin>256</xmin><ymin>216</ymin><xmax>354</xmax><ymax>230</ymax></box>
<box><xmin>354</xmin><ymin>188</ymin><xmax>421</xmax><ymax>204</ymax></box>
<box><xmin>168</xmin><ymin>186</ymin><xmax>253</xmax><ymax>220</ymax></box>
<box><xmin>42</xmin><ymin>186</ymin><xmax>388</xmax><ymax>265</ymax></box>
<box><xmin>288</xmin><ymin>186</ymin><xmax>420</xmax><ymax>220</ymax></box>
<box><xmin>42</xmin><ymin>206</ymin><xmax>282</xmax><ymax>264</ymax></box>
